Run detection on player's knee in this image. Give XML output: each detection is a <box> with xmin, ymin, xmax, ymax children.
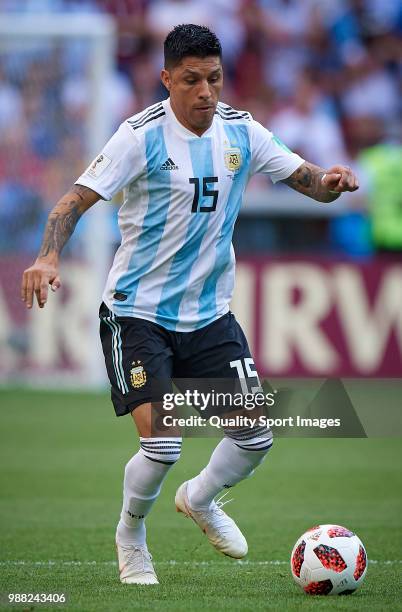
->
<box><xmin>224</xmin><ymin>426</ymin><xmax>273</xmax><ymax>458</ymax></box>
<box><xmin>139</xmin><ymin>437</ymin><xmax>182</xmax><ymax>465</ymax></box>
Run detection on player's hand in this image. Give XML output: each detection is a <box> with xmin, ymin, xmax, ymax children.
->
<box><xmin>321</xmin><ymin>165</ymin><xmax>359</xmax><ymax>193</ymax></box>
<box><xmin>21</xmin><ymin>258</ymin><xmax>61</xmax><ymax>309</ymax></box>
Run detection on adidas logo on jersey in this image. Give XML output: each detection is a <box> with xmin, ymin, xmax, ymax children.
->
<box><xmin>160</xmin><ymin>157</ymin><xmax>179</xmax><ymax>170</ymax></box>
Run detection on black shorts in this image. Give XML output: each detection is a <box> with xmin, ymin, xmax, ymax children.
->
<box><xmin>99</xmin><ymin>302</ymin><xmax>258</xmax><ymax>416</ymax></box>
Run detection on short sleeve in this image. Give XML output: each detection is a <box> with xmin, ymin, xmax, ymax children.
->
<box><xmin>74</xmin><ymin>122</ymin><xmax>144</xmax><ymax>201</ymax></box>
<box><xmin>249</xmin><ymin>120</ymin><xmax>304</xmax><ymax>183</ymax></box>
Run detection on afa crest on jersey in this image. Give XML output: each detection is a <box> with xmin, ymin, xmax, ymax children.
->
<box><xmin>224</xmin><ymin>148</ymin><xmax>242</xmax><ymax>172</ymax></box>
<box><xmin>130</xmin><ymin>361</ymin><xmax>147</xmax><ymax>388</ymax></box>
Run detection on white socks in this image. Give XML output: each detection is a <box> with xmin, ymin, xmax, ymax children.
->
<box><xmin>116</xmin><ymin>437</ymin><xmax>182</xmax><ymax>547</ymax></box>
<box><xmin>116</xmin><ymin>428</ymin><xmax>273</xmax><ymax>546</ymax></box>
<box><xmin>187</xmin><ymin>430</ymin><xmax>273</xmax><ymax>510</ymax></box>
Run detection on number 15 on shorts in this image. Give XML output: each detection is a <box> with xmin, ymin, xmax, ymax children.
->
<box><xmin>229</xmin><ymin>358</ymin><xmax>262</xmax><ymax>394</ymax></box>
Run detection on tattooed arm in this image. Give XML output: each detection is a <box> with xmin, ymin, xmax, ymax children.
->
<box><xmin>281</xmin><ymin>162</ymin><xmax>359</xmax><ymax>203</ymax></box>
<box><xmin>21</xmin><ymin>184</ymin><xmax>101</xmax><ymax>308</ymax></box>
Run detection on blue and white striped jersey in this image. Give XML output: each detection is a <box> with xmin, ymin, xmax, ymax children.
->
<box><xmin>76</xmin><ymin>98</ymin><xmax>303</xmax><ymax>331</ymax></box>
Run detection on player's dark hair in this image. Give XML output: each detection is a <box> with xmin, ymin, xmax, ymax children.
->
<box><xmin>164</xmin><ymin>24</ymin><xmax>222</xmax><ymax>69</ymax></box>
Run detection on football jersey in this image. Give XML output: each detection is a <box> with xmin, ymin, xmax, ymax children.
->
<box><xmin>75</xmin><ymin>98</ymin><xmax>304</xmax><ymax>331</ymax></box>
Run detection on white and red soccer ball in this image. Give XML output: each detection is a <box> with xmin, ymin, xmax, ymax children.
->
<box><xmin>291</xmin><ymin>524</ymin><xmax>367</xmax><ymax>595</ymax></box>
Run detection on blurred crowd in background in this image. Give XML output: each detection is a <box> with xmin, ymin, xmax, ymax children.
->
<box><xmin>0</xmin><ymin>0</ymin><xmax>401</xmax><ymax>256</ymax></box>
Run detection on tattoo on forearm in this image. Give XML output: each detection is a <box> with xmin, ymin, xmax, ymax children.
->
<box><xmin>282</xmin><ymin>162</ymin><xmax>339</xmax><ymax>203</ymax></box>
<box><xmin>38</xmin><ymin>185</ymin><xmax>99</xmax><ymax>258</ymax></box>
<box><xmin>295</xmin><ymin>165</ymin><xmax>314</xmax><ymax>188</ymax></box>
<box><xmin>70</xmin><ymin>184</ymin><xmax>93</xmax><ymax>202</ymax></box>
<box><xmin>39</xmin><ymin>200</ymin><xmax>83</xmax><ymax>258</ymax></box>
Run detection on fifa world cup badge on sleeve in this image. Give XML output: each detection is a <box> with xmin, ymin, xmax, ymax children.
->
<box><xmin>130</xmin><ymin>361</ymin><xmax>147</xmax><ymax>389</ymax></box>
<box><xmin>224</xmin><ymin>148</ymin><xmax>242</xmax><ymax>172</ymax></box>
<box><xmin>86</xmin><ymin>153</ymin><xmax>112</xmax><ymax>179</ymax></box>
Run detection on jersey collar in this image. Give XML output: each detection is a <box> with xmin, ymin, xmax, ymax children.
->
<box><xmin>163</xmin><ymin>97</ymin><xmax>215</xmax><ymax>139</ymax></box>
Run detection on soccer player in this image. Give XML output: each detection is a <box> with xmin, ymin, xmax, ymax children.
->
<box><xmin>21</xmin><ymin>24</ymin><xmax>359</xmax><ymax>585</ymax></box>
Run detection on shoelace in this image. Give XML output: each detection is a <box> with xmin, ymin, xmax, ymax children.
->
<box><xmin>214</xmin><ymin>490</ymin><xmax>234</xmax><ymax>515</ymax></box>
<box><xmin>192</xmin><ymin>491</ymin><xmax>236</xmax><ymax>537</ymax></box>
<box><xmin>189</xmin><ymin>490</ymin><xmax>235</xmax><ymax>534</ymax></box>
<box><xmin>203</xmin><ymin>492</ymin><xmax>237</xmax><ymax>538</ymax></box>
<box><xmin>124</xmin><ymin>545</ymin><xmax>154</xmax><ymax>574</ymax></box>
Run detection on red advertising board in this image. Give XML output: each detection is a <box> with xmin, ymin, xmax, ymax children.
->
<box><xmin>0</xmin><ymin>256</ymin><xmax>401</xmax><ymax>383</ymax></box>
<box><xmin>232</xmin><ymin>257</ymin><xmax>402</xmax><ymax>377</ymax></box>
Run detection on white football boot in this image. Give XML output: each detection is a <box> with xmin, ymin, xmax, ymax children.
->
<box><xmin>116</xmin><ymin>542</ymin><xmax>159</xmax><ymax>585</ymax></box>
<box><xmin>175</xmin><ymin>481</ymin><xmax>248</xmax><ymax>558</ymax></box>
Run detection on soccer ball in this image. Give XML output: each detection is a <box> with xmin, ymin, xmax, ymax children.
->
<box><xmin>290</xmin><ymin>524</ymin><xmax>367</xmax><ymax>595</ymax></box>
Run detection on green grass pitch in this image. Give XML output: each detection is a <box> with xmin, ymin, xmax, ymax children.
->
<box><xmin>0</xmin><ymin>388</ymin><xmax>401</xmax><ymax>611</ymax></box>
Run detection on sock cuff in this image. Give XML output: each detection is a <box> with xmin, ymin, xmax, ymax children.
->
<box><xmin>140</xmin><ymin>436</ymin><xmax>182</xmax><ymax>443</ymax></box>
<box><xmin>139</xmin><ymin>437</ymin><xmax>182</xmax><ymax>464</ymax></box>
<box><xmin>224</xmin><ymin>427</ymin><xmax>273</xmax><ymax>452</ymax></box>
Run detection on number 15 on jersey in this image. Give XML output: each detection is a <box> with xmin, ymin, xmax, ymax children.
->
<box><xmin>189</xmin><ymin>177</ymin><xmax>219</xmax><ymax>213</ymax></box>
